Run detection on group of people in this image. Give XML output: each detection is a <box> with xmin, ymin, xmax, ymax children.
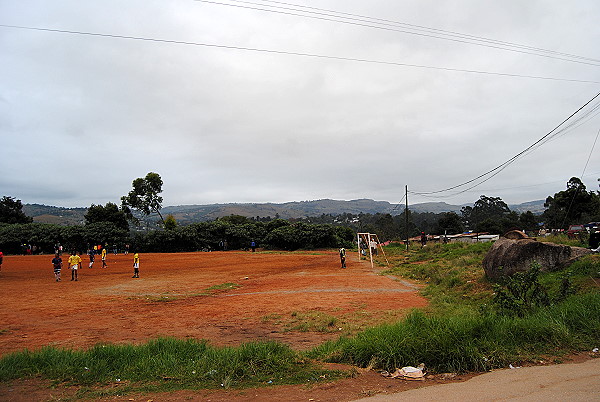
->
<box><xmin>51</xmin><ymin>250</ymin><xmax>140</xmax><ymax>282</ymax></box>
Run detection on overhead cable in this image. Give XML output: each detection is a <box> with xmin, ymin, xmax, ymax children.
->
<box><xmin>1</xmin><ymin>24</ymin><xmax>599</xmax><ymax>84</ymax></box>
<box><xmin>197</xmin><ymin>0</ymin><xmax>600</xmax><ymax>67</ymax></box>
<box><xmin>409</xmin><ymin>91</ymin><xmax>600</xmax><ymax>197</ymax></box>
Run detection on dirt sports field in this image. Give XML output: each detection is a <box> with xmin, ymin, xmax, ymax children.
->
<box><xmin>0</xmin><ymin>251</ymin><xmax>426</xmax><ymax>355</ymax></box>
<box><xmin>0</xmin><ymin>250</ymin><xmax>441</xmax><ymax>401</ymax></box>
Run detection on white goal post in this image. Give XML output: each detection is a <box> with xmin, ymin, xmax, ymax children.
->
<box><xmin>356</xmin><ymin>232</ymin><xmax>389</xmax><ymax>268</ymax></box>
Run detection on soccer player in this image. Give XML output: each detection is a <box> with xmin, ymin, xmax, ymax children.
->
<box><xmin>68</xmin><ymin>251</ymin><xmax>82</xmax><ymax>281</ymax></box>
<box><xmin>339</xmin><ymin>247</ymin><xmax>346</xmax><ymax>269</ymax></box>
<box><xmin>88</xmin><ymin>248</ymin><xmax>95</xmax><ymax>268</ymax></box>
<box><xmin>101</xmin><ymin>247</ymin><xmax>107</xmax><ymax>268</ymax></box>
<box><xmin>52</xmin><ymin>253</ymin><xmax>62</xmax><ymax>281</ymax></box>
<box><xmin>132</xmin><ymin>252</ymin><xmax>140</xmax><ymax>278</ymax></box>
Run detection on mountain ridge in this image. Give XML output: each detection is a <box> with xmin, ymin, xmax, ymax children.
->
<box><xmin>22</xmin><ymin>199</ymin><xmax>546</xmax><ymax>225</ymax></box>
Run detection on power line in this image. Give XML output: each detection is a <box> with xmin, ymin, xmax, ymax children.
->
<box><xmin>197</xmin><ymin>0</ymin><xmax>600</xmax><ymax>67</ymax></box>
<box><xmin>410</xmin><ymin>91</ymin><xmax>600</xmax><ymax>197</ymax></box>
<box><xmin>2</xmin><ymin>24</ymin><xmax>599</xmax><ymax>84</ymax></box>
<box><xmin>247</xmin><ymin>0</ymin><xmax>600</xmax><ymax>65</ymax></box>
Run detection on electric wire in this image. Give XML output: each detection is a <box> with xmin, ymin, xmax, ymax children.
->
<box><xmin>560</xmin><ymin>127</ymin><xmax>600</xmax><ymax>228</ymax></box>
<box><xmin>197</xmin><ymin>0</ymin><xmax>600</xmax><ymax>67</ymax></box>
<box><xmin>1</xmin><ymin>24</ymin><xmax>599</xmax><ymax>85</ymax></box>
<box><xmin>409</xmin><ymin>92</ymin><xmax>600</xmax><ymax>198</ymax></box>
<box><xmin>390</xmin><ymin>193</ymin><xmax>407</xmax><ymax>212</ymax></box>
<box><xmin>247</xmin><ymin>0</ymin><xmax>600</xmax><ymax>65</ymax></box>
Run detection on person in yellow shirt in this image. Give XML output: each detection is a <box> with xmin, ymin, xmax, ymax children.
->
<box><xmin>132</xmin><ymin>252</ymin><xmax>140</xmax><ymax>278</ymax></box>
<box><xmin>68</xmin><ymin>251</ymin><xmax>82</xmax><ymax>281</ymax></box>
<box><xmin>101</xmin><ymin>247</ymin><xmax>107</xmax><ymax>268</ymax></box>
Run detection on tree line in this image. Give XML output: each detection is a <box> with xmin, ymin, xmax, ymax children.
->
<box><xmin>1</xmin><ymin>176</ymin><xmax>598</xmax><ymax>254</ymax></box>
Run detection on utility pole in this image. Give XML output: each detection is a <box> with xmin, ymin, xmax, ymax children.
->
<box><xmin>405</xmin><ymin>185</ymin><xmax>409</xmax><ymax>251</ymax></box>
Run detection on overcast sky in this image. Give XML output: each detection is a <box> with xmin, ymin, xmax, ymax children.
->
<box><xmin>1</xmin><ymin>0</ymin><xmax>600</xmax><ymax>209</ymax></box>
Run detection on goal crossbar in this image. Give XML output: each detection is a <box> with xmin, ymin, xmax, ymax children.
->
<box><xmin>356</xmin><ymin>232</ymin><xmax>389</xmax><ymax>269</ymax></box>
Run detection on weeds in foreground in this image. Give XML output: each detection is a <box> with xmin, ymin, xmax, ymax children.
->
<box><xmin>0</xmin><ymin>338</ymin><xmax>346</xmax><ymax>396</ymax></box>
<box><xmin>308</xmin><ymin>292</ymin><xmax>600</xmax><ymax>373</ymax></box>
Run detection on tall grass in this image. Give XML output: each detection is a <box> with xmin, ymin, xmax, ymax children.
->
<box><xmin>0</xmin><ymin>338</ymin><xmax>342</xmax><ymax>390</ymax></box>
<box><xmin>310</xmin><ymin>292</ymin><xmax>600</xmax><ymax>373</ymax></box>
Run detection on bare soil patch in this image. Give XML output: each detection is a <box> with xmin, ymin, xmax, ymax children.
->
<box><xmin>0</xmin><ymin>251</ymin><xmax>426</xmax><ymax>355</ymax></box>
<box><xmin>0</xmin><ymin>251</ymin><xmax>433</xmax><ymax>400</ymax></box>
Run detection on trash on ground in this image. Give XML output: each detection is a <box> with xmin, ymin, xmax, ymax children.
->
<box><xmin>381</xmin><ymin>363</ymin><xmax>425</xmax><ymax>380</ymax></box>
<box><xmin>509</xmin><ymin>364</ymin><xmax>521</xmax><ymax>369</ymax></box>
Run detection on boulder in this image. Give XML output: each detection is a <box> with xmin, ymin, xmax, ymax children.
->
<box><xmin>482</xmin><ymin>237</ymin><xmax>592</xmax><ymax>280</ymax></box>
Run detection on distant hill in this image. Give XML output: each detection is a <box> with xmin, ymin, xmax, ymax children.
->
<box><xmin>22</xmin><ymin>199</ymin><xmax>546</xmax><ymax>226</ymax></box>
<box><xmin>509</xmin><ymin>200</ymin><xmax>546</xmax><ymax>214</ymax></box>
<box><xmin>23</xmin><ymin>204</ymin><xmax>86</xmax><ymax>225</ymax></box>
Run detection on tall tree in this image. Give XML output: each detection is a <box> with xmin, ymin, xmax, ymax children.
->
<box><xmin>0</xmin><ymin>196</ymin><xmax>33</xmax><ymax>224</ymax></box>
<box><xmin>84</xmin><ymin>202</ymin><xmax>129</xmax><ymax>231</ymax></box>
<box><xmin>461</xmin><ymin>195</ymin><xmax>511</xmax><ymax>232</ymax></box>
<box><xmin>121</xmin><ymin>172</ymin><xmax>165</xmax><ymax>225</ymax></box>
<box><xmin>542</xmin><ymin>177</ymin><xmax>600</xmax><ymax>228</ymax></box>
<box><xmin>435</xmin><ymin>212</ymin><xmax>464</xmax><ymax>235</ymax></box>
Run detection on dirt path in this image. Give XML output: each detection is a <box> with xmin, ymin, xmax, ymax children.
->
<box><xmin>355</xmin><ymin>356</ymin><xmax>600</xmax><ymax>401</ymax></box>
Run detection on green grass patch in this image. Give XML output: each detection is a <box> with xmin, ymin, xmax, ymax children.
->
<box><xmin>130</xmin><ymin>283</ymin><xmax>242</xmax><ymax>303</ymax></box>
<box><xmin>380</xmin><ymin>242</ymin><xmax>494</xmax><ymax>314</ymax></box>
<box><xmin>284</xmin><ymin>311</ymin><xmax>340</xmax><ymax>333</ymax></box>
<box><xmin>538</xmin><ymin>234</ymin><xmax>588</xmax><ymax>248</ymax></box>
<box><xmin>0</xmin><ymin>338</ymin><xmax>347</xmax><ymax>396</ymax></box>
<box><xmin>309</xmin><ymin>292</ymin><xmax>600</xmax><ymax>373</ymax></box>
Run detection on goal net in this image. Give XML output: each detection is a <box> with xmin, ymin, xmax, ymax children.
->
<box><xmin>357</xmin><ymin>232</ymin><xmax>388</xmax><ymax>268</ymax></box>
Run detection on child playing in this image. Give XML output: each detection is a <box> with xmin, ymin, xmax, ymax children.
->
<box><xmin>88</xmin><ymin>249</ymin><xmax>95</xmax><ymax>268</ymax></box>
<box><xmin>52</xmin><ymin>253</ymin><xmax>62</xmax><ymax>281</ymax></box>
<box><xmin>339</xmin><ymin>247</ymin><xmax>346</xmax><ymax>269</ymax></box>
<box><xmin>132</xmin><ymin>252</ymin><xmax>140</xmax><ymax>278</ymax></box>
<box><xmin>68</xmin><ymin>251</ymin><xmax>82</xmax><ymax>281</ymax></box>
<box><xmin>101</xmin><ymin>247</ymin><xmax>107</xmax><ymax>268</ymax></box>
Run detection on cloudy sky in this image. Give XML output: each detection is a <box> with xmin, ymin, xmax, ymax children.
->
<box><xmin>2</xmin><ymin>0</ymin><xmax>600</xmax><ymax>209</ymax></box>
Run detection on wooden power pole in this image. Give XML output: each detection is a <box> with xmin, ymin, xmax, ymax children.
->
<box><xmin>405</xmin><ymin>185</ymin><xmax>409</xmax><ymax>251</ymax></box>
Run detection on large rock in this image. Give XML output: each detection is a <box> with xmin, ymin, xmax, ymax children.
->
<box><xmin>483</xmin><ymin>237</ymin><xmax>592</xmax><ymax>280</ymax></box>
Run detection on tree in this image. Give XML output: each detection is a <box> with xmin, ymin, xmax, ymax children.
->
<box><xmin>542</xmin><ymin>177</ymin><xmax>600</xmax><ymax>228</ymax></box>
<box><xmin>121</xmin><ymin>172</ymin><xmax>165</xmax><ymax>225</ymax></box>
<box><xmin>84</xmin><ymin>202</ymin><xmax>129</xmax><ymax>231</ymax></box>
<box><xmin>435</xmin><ymin>212</ymin><xmax>464</xmax><ymax>235</ymax></box>
<box><xmin>518</xmin><ymin>211</ymin><xmax>539</xmax><ymax>232</ymax></box>
<box><xmin>164</xmin><ymin>214</ymin><xmax>177</xmax><ymax>230</ymax></box>
<box><xmin>0</xmin><ymin>196</ymin><xmax>33</xmax><ymax>224</ymax></box>
<box><xmin>461</xmin><ymin>195</ymin><xmax>511</xmax><ymax>233</ymax></box>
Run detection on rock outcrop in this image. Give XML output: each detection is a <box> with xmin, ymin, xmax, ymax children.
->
<box><xmin>483</xmin><ymin>236</ymin><xmax>592</xmax><ymax>280</ymax></box>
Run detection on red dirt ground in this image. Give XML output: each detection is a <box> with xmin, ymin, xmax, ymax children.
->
<box><xmin>0</xmin><ymin>250</ymin><xmax>438</xmax><ymax>401</ymax></box>
<box><xmin>0</xmin><ymin>251</ymin><xmax>426</xmax><ymax>355</ymax></box>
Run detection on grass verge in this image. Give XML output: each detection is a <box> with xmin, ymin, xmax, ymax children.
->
<box><xmin>309</xmin><ymin>292</ymin><xmax>600</xmax><ymax>373</ymax></box>
<box><xmin>0</xmin><ymin>338</ymin><xmax>346</xmax><ymax>397</ymax></box>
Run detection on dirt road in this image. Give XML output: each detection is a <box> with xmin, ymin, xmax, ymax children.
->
<box><xmin>356</xmin><ymin>357</ymin><xmax>600</xmax><ymax>401</ymax></box>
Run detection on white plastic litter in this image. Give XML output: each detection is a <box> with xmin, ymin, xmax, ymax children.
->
<box><xmin>384</xmin><ymin>363</ymin><xmax>426</xmax><ymax>380</ymax></box>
